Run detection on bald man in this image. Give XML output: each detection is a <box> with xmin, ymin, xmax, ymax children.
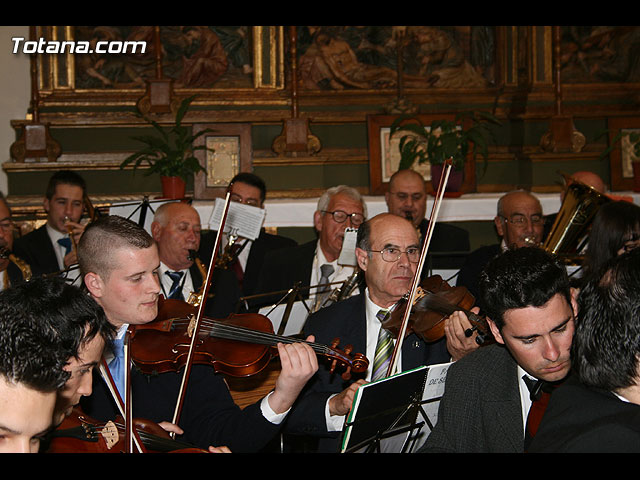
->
<box><xmin>457</xmin><ymin>190</ymin><xmax>545</xmax><ymax>308</ymax></box>
<box><xmin>385</xmin><ymin>169</ymin><xmax>470</xmax><ymax>269</ymax></box>
<box><xmin>151</xmin><ymin>201</ymin><xmax>240</xmax><ymax>317</ymax></box>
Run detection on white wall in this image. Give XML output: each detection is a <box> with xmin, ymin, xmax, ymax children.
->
<box><xmin>0</xmin><ymin>26</ymin><xmax>31</xmax><ymax>195</ymax></box>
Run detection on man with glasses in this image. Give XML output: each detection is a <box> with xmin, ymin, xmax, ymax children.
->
<box><xmin>385</xmin><ymin>169</ymin><xmax>470</xmax><ymax>269</ymax></box>
<box><xmin>283</xmin><ymin>213</ymin><xmax>452</xmax><ymax>452</ymax></box>
<box><xmin>0</xmin><ymin>192</ymin><xmax>27</xmax><ymax>290</ymax></box>
<box><xmin>255</xmin><ymin>185</ymin><xmax>366</xmax><ymax>309</ymax></box>
<box><xmin>456</xmin><ymin>190</ymin><xmax>545</xmax><ymax>307</ymax></box>
<box><xmin>200</xmin><ymin>173</ymin><xmax>297</xmax><ymax>301</ymax></box>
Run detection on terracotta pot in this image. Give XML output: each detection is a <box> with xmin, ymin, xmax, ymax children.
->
<box><xmin>161</xmin><ymin>176</ymin><xmax>186</xmax><ymax>199</ymax></box>
<box><xmin>430</xmin><ymin>164</ymin><xmax>464</xmax><ymax>193</ymax></box>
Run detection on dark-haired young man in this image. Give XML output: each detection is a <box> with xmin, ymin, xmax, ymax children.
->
<box><xmin>199</xmin><ymin>172</ymin><xmax>297</xmax><ymax>301</ymax></box>
<box><xmin>0</xmin><ymin>276</ymin><xmax>112</xmax><ymax>452</ymax></box>
<box><xmin>530</xmin><ymin>248</ymin><xmax>640</xmax><ymax>452</ymax></box>
<box><xmin>13</xmin><ymin>170</ymin><xmax>88</xmax><ymax>277</ymax></box>
<box><xmin>421</xmin><ymin>247</ymin><xmax>576</xmax><ymax>453</ymax></box>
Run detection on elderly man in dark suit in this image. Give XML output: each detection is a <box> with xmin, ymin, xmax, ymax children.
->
<box><xmin>283</xmin><ymin>213</ymin><xmax>470</xmax><ymax>453</ymax></box>
<box><xmin>0</xmin><ymin>192</ymin><xmax>27</xmax><ymax>289</ymax></box>
<box><xmin>254</xmin><ymin>184</ymin><xmax>366</xmax><ymax>310</ymax></box>
<box><xmin>421</xmin><ymin>247</ymin><xmax>576</xmax><ymax>453</ymax></box>
<box><xmin>530</xmin><ymin>248</ymin><xmax>640</xmax><ymax>453</ymax></box>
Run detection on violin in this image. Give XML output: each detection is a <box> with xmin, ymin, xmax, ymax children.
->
<box><xmin>384</xmin><ymin>274</ymin><xmax>494</xmax><ymax>346</ymax></box>
<box><xmin>46</xmin><ymin>407</ymin><xmax>207</xmax><ymax>453</ymax></box>
<box><xmin>130</xmin><ymin>296</ymin><xmax>369</xmax><ymax>381</ymax></box>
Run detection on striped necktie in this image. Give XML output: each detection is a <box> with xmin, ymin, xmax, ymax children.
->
<box><xmin>165</xmin><ymin>270</ymin><xmax>184</xmax><ymax>300</ymax></box>
<box><xmin>372</xmin><ymin>309</ymin><xmax>394</xmax><ymax>381</ymax></box>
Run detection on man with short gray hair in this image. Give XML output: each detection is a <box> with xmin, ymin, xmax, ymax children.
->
<box><xmin>255</xmin><ymin>185</ymin><xmax>367</xmax><ymax>308</ymax></box>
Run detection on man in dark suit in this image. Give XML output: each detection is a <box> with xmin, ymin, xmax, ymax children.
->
<box><xmin>13</xmin><ymin>170</ymin><xmax>88</xmax><ymax>279</ymax></box>
<box><xmin>255</xmin><ymin>185</ymin><xmax>366</xmax><ymax>310</ymax></box>
<box><xmin>530</xmin><ymin>248</ymin><xmax>640</xmax><ymax>452</ymax></box>
<box><xmin>0</xmin><ymin>192</ymin><xmax>28</xmax><ymax>289</ymax></box>
<box><xmin>421</xmin><ymin>247</ymin><xmax>576</xmax><ymax>453</ymax></box>
<box><xmin>284</xmin><ymin>213</ymin><xmax>464</xmax><ymax>452</ymax></box>
<box><xmin>199</xmin><ymin>173</ymin><xmax>297</xmax><ymax>306</ymax></box>
<box><xmin>384</xmin><ymin>168</ymin><xmax>470</xmax><ymax>270</ymax></box>
<box><xmin>78</xmin><ymin>215</ymin><xmax>318</xmax><ymax>453</ymax></box>
<box><xmin>151</xmin><ymin>201</ymin><xmax>238</xmax><ymax>318</ymax></box>
<box><xmin>456</xmin><ymin>189</ymin><xmax>545</xmax><ymax>308</ymax></box>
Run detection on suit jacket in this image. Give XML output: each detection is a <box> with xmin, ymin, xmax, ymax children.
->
<box><xmin>12</xmin><ymin>224</ymin><xmax>60</xmax><ymax>278</ymax></box>
<box><xmin>284</xmin><ymin>293</ymin><xmax>451</xmax><ymax>453</ymax></box>
<box><xmin>2</xmin><ymin>261</ymin><xmax>27</xmax><ymax>289</ymax></box>
<box><xmin>253</xmin><ymin>239</ymin><xmax>317</xmax><ymax>309</ymax></box>
<box><xmin>529</xmin><ymin>376</ymin><xmax>640</xmax><ymax>452</ymax></box>
<box><xmin>455</xmin><ymin>243</ymin><xmax>502</xmax><ymax>308</ymax></box>
<box><xmin>418</xmin><ymin>218</ymin><xmax>470</xmax><ymax>270</ymax></box>
<box><xmin>80</xmin><ymin>364</ymin><xmax>281</xmax><ymax>453</ymax></box>
<box><xmin>421</xmin><ymin>343</ymin><xmax>524</xmax><ymax>453</ymax></box>
<box><xmin>200</xmin><ymin>229</ymin><xmax>297</xmax><ymax>301</ymax></box>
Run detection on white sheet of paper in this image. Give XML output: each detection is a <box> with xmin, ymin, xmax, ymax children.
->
<box><xmin>259</xmin><ymin>301</ymin><xmax>310</xmax><ymax>337</ymax></box>
<box><xmin>338</xmin><ymin>228</ymin><xmax>358</xmax><ymax>266</ymax></box>
<box><xmin>207</xmin><ymin>199</ymin><xmax>265</xmax><ymax>240</ymax></box>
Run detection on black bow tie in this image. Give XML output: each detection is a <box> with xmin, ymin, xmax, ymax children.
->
<box><xmin>523</xmin><ymin>375</ymin><xmax>545</xmax><ymax>402</ymax></box>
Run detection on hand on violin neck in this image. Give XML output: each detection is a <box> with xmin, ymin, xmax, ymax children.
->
<box><xmin>268</xmin><ymin>336</ymin><xmax>319</xmax><ymax>415</ymax></box>
<box><xmin>444</xmin><ymin>308</ymin><xmax>482</xmax><ymax>362</ymax></box>
<box><xmin>328</xmin><ymin>379</ymin><xmax>366</xmax><ymax>417</ymax></box>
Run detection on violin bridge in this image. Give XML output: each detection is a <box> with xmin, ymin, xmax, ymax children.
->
<box><xmin>101</xmin><ymin>421</ymin><xmax>119</xmax><ymax>450</ymax></box>
<box><xmin>187</xmin><ymin>315</ymin><xmax>197</xmax><ymax>337</ymax></box>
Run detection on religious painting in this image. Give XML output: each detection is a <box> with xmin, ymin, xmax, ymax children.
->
<box><xmin>607</xmin><ymin>117</ymin><xmax>640</xmax><ymax>191</ymax></box>
<box><xmin>295</xmin><ymin>26</ymin><xmax>497</xmax><ymax>91</ymax></box>
<box><xmin>35</xmin><ymin>26</ymin><xmax>283</xmax><ymax>93</ymax></box>
<box><xmin>560</xmin><ymin>26</ymin><xmax>640</xmax><ymax>84</ymax></box>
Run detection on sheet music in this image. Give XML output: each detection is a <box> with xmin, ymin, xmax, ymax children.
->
<box><xmin>207</xmin><ymin>199</ymin><xmax>265</xmax><ymax>240</ymax></box>
<box><xmin>338</xmin><ymin>228</ymin><xmax>358</xmax><ymax>267</ymax></box>
<box><xmin>258</xmin><ymin>300</ymin><xmax>311</xmax><ymax>337</ymax></box>
<box><xmin>409</xmin><ymin>361</ymin><xmax>451</xmax><ymax>452</ymax></box>
<box><xmin>109</xmin><ymin>199</ymin><xmax>176</xmax><ymax>234</ymax></box>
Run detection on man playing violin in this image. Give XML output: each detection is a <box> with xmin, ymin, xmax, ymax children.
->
<box><xmin>151</xmin><ymin>201</ymin><xmax>239</xmax><ymax>318</ymax></box>
<box><xmin>77</xmin><ymin>215</ymin><xmax>318</xmax><ymax>453</ymax></box>
<box><xmin>421</xmin><ymin>247</ymin><xmax>576</xmax><ymax>453</ymax></box>
<box><xmin>13</xmin><ymin>170</ymin><xmax>88</xmax><ymax>279</ymax></box>
<box><xmin>283</xmin><ymin>213</ymin><xmax>462</xmax><ymax>452</ymax></box>
<box><xmin>0</xmin><ymin>277</ymin><xmax>94</xmax><ymax>453</ymax></box>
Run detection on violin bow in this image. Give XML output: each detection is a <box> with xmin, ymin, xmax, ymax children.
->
<box><xmin>386</xmin><ymin>159</ymin><xmax>453</xmax><ymax>378</ymax></box>
<box><xmin>170</xmin><ymin>190</ymin><xmax>233</xmax><ymax>430</ymax></box>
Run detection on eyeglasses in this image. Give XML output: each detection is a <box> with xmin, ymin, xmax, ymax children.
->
<box><xmin>367</xmin><ymin>246</ymin><xmax>420</xmax><ymax>263</ymax></box>
<box><xmin>322</xmin><ymin>210</ymin><xmax>365</xmax><ymax>226</ymax></box>
<box><xmin>499</xmin><ymin>214</ymin><xmax>544</xmax><ymax>226</ymax></box>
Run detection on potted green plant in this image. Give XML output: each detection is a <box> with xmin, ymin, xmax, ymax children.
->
<box><xmin>390</xmin><ymin>111</ymin><xmax>501</xmax><ymax>193</ymax></box>
<box><xmin>120</xmin><ymin>94</ymin><xmax>212</xmax><ymax>199</ymax></box>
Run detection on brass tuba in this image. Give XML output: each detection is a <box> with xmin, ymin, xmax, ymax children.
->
<box><xmin>542</xmin><ymin>177</ymin><xmax>610</xmax><ymax>264</ymax></box>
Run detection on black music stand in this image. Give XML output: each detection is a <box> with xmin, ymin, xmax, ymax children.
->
<box><xmin>340</xmin><ymin>366</ymin><xmax>430</xmax><ymax>453</ymax></box>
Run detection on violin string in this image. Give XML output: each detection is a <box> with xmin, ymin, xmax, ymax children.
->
<box><xmin>160</xmin><ymin>316</ymin><xmax>350</xmax><ymax>364</ymax></box>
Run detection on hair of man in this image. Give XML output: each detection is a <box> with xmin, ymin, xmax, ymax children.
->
<box><xmin>77</xmin><ymin>215</ymin><xmax>155</xmax><ymax>280</ymax></box>
<box><xmin>478</xmin><ymin>246</ymin><xmax>572</xmax><ymax>330</ymax></box>
<box><xmin>229</xmin><ymin>172</ymin><xmax>267</xmax><ymax>203</ymax></box>
<box><xmin>45</xmin><ymin>170</ymin><xmax>87</xmax><ymax>200</ymax></box>
<box><xmin>572</xmin><ymin>248</ymin><xmax>640</xmax><ymax>391</ymax></box>
<box><xmin>316</xmin><ymin>185</ymin><xmax>368</xmax><ymax>219</ymax></box>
